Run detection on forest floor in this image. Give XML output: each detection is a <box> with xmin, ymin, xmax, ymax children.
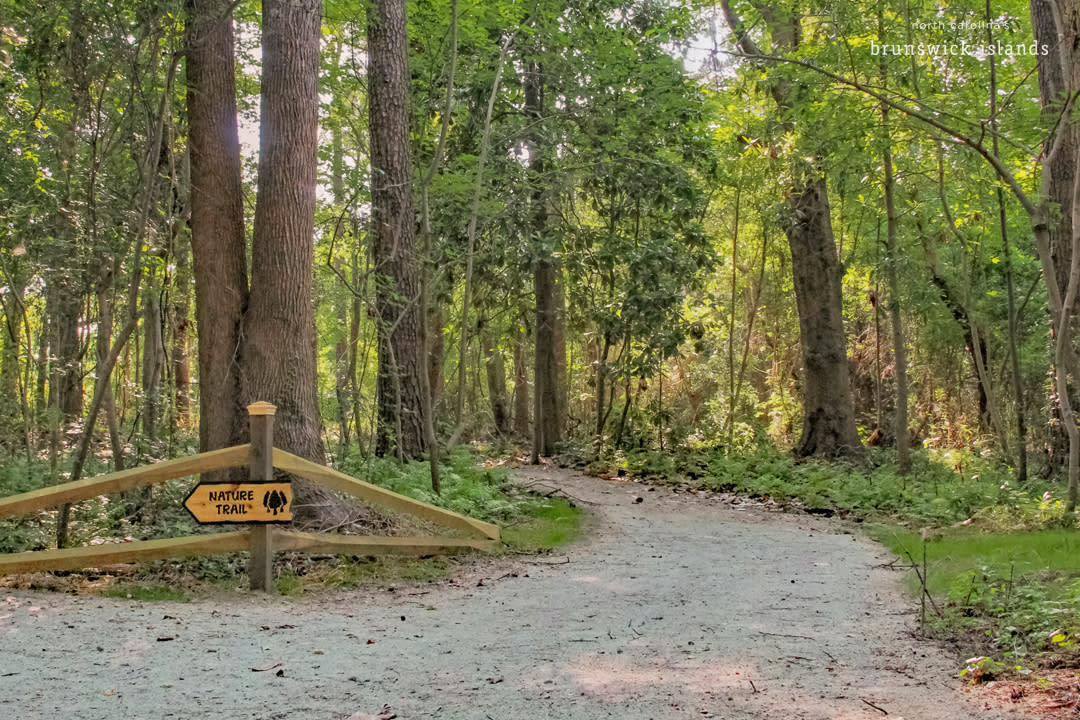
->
<box><xmin>0</xmin><ymin>465</ymin><xmax>1063</xmax><ymax>719</ymax></box>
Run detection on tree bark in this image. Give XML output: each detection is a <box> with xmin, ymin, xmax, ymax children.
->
<box><xmin>369</xmin><ymin>0</ymin><xmax>427</xmax><ymax>460</ymax></box>
<box><xmin>986</xmin><ymin>5</ymin><xmax>1027</xmax><ymax>482</ymax></box>
<box><xmin>1031</xmin><ymin>0</ymin><xmax>1078</xmax><ymax>314</ymax></box>
<box><xmin>721</xmin><ymin>0</ymin><xmax>862</xmax><ymax>459</ymax></box>
<box><xmin>524</xmin><ymin>59</ymin><xmax>563</xmax><ymax>460</ymax></box>
<box><xmin>142</xmin><ymin>279</ymin><xmax>164</xmax><ymax>447</ymax></box>
<box><xmin>51</xmin><ymin>276</ymin><xmax>84</xmax><ymax>424</ymax></box>
<box><xmin>170</xmin><ymin>234</ymin><xmax>193</xmax><ymax>429</ymax></box>
<box><xmin>512</xmin><ymin>323</ymin><xmax>531</xmax><ymax>440</ymax></box>
<box><xmin>240</xmin><ymin>0</ymin><xmax>326</xmax><ymax>467</ymax></box>
<box><xmin>880</xmin><ymin>80</ymin><xmax>910</xmax><ymax>472</ymax></box>
<box><xmin>483</xmin><ymin>324</ymin><xmax>510</xmax><ymax>437</ymax></box>
<box><xmin>786</xmin><ymin>179</ymin><xmax>863</xmax><ymax>457</ymax></box>
<box><xmin>185</xmin><ymin>0</ymin><xmax>249</xmax><ymax>476</ymax></box>
<box><xmin>1029</xmin><ymin>0</ymin><xmax>1080</xmax><ymax>507</ymax></box>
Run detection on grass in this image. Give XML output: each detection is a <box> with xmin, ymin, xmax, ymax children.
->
<box><xmin>878</xmin><ymin>527</ymin><xmax>1080</xmax><ymax>600</ymax></box>
<box><xmin>500</xmin><ymin>500</ymin><xmax>583</xmax><ymax>552</ymax></box>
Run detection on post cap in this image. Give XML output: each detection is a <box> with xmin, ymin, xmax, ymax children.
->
<box><xmin>247</xmin><ymin>401</ymin><xmax>278</xmax><ymax>416</ymax></box>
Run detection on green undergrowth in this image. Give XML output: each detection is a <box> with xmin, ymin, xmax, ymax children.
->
<box><xmin>616</xmin><ymin>445</ymin><xmax>1069</xmax><ymax>530</ymax></box>
<box><xmin>602</xmin><ymin>444</ymin><xmax>1080</xmax><ymax>673</ymax></box>
<box><xmin>0</xmin><ymin>447</ymin><xmax>581</xmax><ymax>597</ymax></box>
<box><xmin>878</xmin><ymin>527</ymin><xmax>1080</xmax><ymax>672</ymax></box>
<box><xmin>343</xmin><ymin>447</ymin><xmax>562</xmax><ymax>525</ymax></box>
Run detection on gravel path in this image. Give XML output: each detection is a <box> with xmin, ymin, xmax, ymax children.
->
<box><xmin>0</xmin><ymin>467</ymin><xmax>1012</xmax><ymax>719</ymax></box>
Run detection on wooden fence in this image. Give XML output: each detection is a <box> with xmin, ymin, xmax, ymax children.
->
<box><xmin>0</xmin><ymin>402</ymin><xmax>499</xmax><ymax>591</ymax></box>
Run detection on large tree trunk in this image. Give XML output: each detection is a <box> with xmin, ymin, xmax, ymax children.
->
<box><xmin>185</xmin><ymin>0</ymin><xmax>249</xmax><ymax>475</ymax></box>
<box><xmin>1031</xmin><ymin>0</ymin><xmax>1078</xmax><ymax>312</ymax></box>
<box><xmin>721</xmin><ymin>0</ymin><xmax>862</xmax><ymax>459</ymax></box>
<box><xmin>368</xmin><ymin>0</ymin><xmax>427</xmax><ymax>460</ymax></box>
<box><xmin>240</xmin><ymin>0</ymin><xmax>325</xmax><ymax>467</ymax></box>
<box><xmin>1030</xmin><ymin>0</ymin><xmax>1080</xmax><ymax>508</ymax></box>
<box><xmin>786</xmin><ymin>179</ymin><xmax>863</xmax><ymax>458</ymax></box>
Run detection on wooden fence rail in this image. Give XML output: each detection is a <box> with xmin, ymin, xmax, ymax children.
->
<box><xmin>0</xmin><ymin>445</ymin><xmax>250</xmax><ymax>521</ymax></box>
<box><xmin>0</xmin><ymin>402</ymin><xmax>498</xmax><ymax>590</ymax></box>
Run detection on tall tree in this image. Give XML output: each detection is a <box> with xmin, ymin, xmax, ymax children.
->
<box><xmin>524</xmin><ymin>55</ymin><xmax>563</xmax><ymax>460</ymax></box>
<box><xmin>185</xmin><ymin>0</ymin><xmax>249</xmax><ymax>471</ymax></box>
<box><xmin>239</xmin><ymin>0</ymin><xmax>325</xmax><ymax>463</ymax></box>
<box><xmin>368</xmin><ymin>0</ymin><xmax>427</xmax><ymax>460</ymax></box>
<box><xmin>721</xmin><ymin>0</ymin><xmax>863</xmax><ymax>458</ymax></box>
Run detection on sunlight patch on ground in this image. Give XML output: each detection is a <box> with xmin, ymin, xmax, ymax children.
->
<box><xmin>566</xmin><ymin>652</ymin><xmax>760</xmax><ymax>698</ymax></box>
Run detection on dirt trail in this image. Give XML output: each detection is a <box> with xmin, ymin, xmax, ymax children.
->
<box><xmin>0</xmin><ymin>467</ymin><xmax>1013</xmax><ymax>719</ymax></box>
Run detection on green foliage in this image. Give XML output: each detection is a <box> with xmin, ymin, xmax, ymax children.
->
<box><xmin>500</xmin><ymin>501</ymin><xmax>582</xmax><ymax>552</ymax></box>
<box><xmin>614</xmin><ymin>444</ymin><xmax>1074</xmax><ymax>532</ymax></box>
<box><xmin>880</xmin><ymin>528</ymin><xmax>1080</xmax><ymax>668</ymax></box>
<box><xmin>342</xmin><ymin>448</ymin><xmax>558</xmax><ymax>524</ymax></box>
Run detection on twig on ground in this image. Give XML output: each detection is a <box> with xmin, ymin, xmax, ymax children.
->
<box><xmin>861</xmin><ymin>697</ymin><xmax>888</xmax><ymax>714</ymax></box>
<box><xmin>758</xmin><ymin>631</ymin><xmax>816</xmax><ymax>641</ymax></box>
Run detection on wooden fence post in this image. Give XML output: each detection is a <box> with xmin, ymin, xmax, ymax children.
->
<box><xmin>247</xmin><ymin>401</ymin><xmax>276</xmax><ymax>591</ymax></box>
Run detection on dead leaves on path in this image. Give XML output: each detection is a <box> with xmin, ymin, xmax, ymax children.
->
<box><xmin>982</xmin><ymin>670</ymin><xmax>1080</xmax><ymax>719</ymax></box>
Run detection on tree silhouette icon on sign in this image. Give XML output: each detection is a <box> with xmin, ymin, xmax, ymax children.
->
<box><xmin>263</xmin><ymin>489</ymin><xmax>288</xmax><ymax>516</ymax></box>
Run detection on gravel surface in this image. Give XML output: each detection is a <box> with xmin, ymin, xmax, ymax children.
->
<box><xmin>0</xmin><ymin>466</ymin><xmax>1014</xmax><ymax>719</ymax></box>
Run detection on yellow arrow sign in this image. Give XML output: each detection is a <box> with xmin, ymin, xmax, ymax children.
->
<box><xmin>183</xmin><ymin>482</ymin><xmax>293</xmax><ymax>524</ymax></box>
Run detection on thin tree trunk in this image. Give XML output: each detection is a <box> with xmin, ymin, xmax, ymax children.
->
<box><xmin>614</xmin><ymin>375</ymin><xmax>633</xmax><ymax>449</ymax></box>
<box><xmin>732</xmin><ymin>225</ymin><xmax>770</xmax><ymax>448</ymax></box>
<box><xmin>988</xmin><ymin>1</ymin><xmax>1027</xmax><ymax>482</ymax></box>
<box><xmin>369</xmin><ymin>0</ymin><xmax>427</xmax><ymax>460</ymax></box>
<box><xmin>170</xmin><ymin>237</ymin><xmax>192</xmax><ymax>429</ymax></box>
<box><xmin>512</xmin><ymin>322</ymin><xmax>531</xmax><ymax>440</ymax></box>
<box><xmin>0</xmin><ymin>264</ymin><xmax>24</xmax><ymax>451</ymax></box>
<box><xmin>878</xmin><ymin>46</ymin><xmax>910</xmax><ymax>472</ymax></box>
<box><xmin>726</xmin><ymin>186</ymin><xmax>740</xmax><ymax>448</ymax></box>
<box><xmin>448</xmin><ymin>33</ymin><xmax>510</xmax><ymax>448</ymax></box>
<box><xmin>483</xmin><ymin>323</ymin><xmax>510</xmax><ymax>437</ymax></box>
<box><xmin>142</xmin><ymin>279</ymin><xmax>164</xmax><ymax>448</ymax></box>
<box><xmin>96</xmin><ymin>272</ymin><xmax>124</xmax><ymax>472</ymax></box>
